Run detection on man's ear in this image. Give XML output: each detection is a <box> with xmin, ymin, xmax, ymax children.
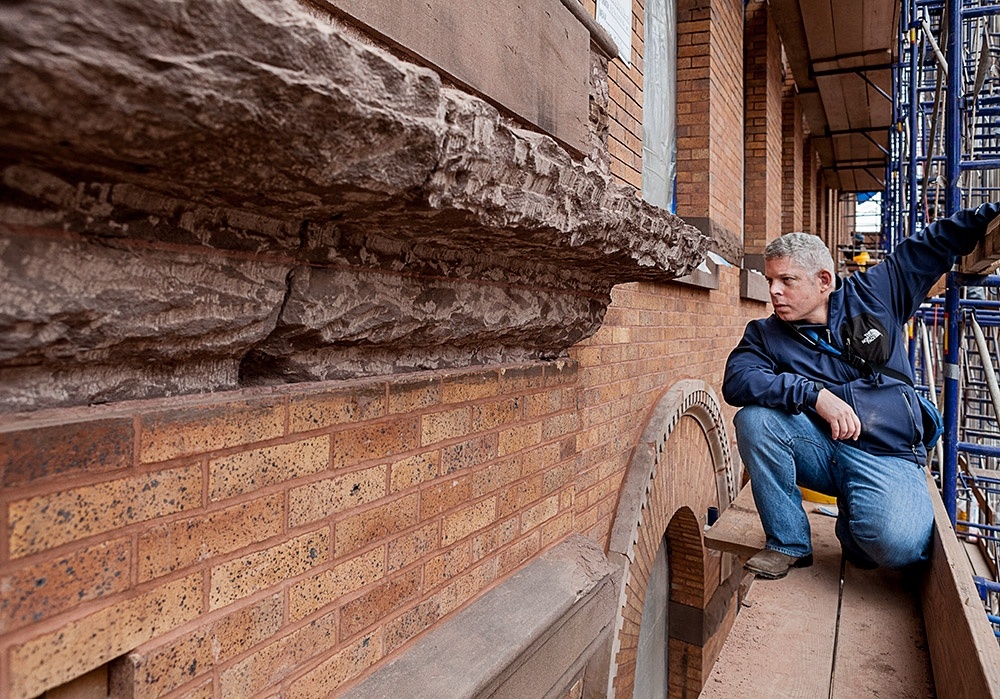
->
<box><xmin>818</xmin><ymin>269</ymin><xmax>834</xmax><ymax>292</ymax></box>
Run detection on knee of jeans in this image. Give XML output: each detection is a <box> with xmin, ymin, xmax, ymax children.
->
<box><xmin>734</xmin><ymin>405</ymin><xmax>784</xmax><ymax>441</ymax></box>
<box><xmin>851</xmin><ymin>512</ymin><xmax>933</xmax><ymax>568</ymax></box>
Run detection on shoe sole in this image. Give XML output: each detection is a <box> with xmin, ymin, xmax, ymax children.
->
<box><xmin>745</xmin><ymin>553</ymin><xmax>814</xmax><ymax>580</ymax></box>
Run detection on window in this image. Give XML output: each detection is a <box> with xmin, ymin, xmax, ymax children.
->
<box><xmin>633</xmin><ymin>534</ymin><xmax>670</xmax><ymax>699</ymax></box>
<box><xmin>642</xmin><ymin>0</ymin><xmax>678</xmax><ymax>213</ymax></box>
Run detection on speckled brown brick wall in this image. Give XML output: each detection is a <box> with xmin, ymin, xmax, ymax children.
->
<box><xmin>0</xmin><ymin>360</ymin><xmax>581</xmax><ymax>697</ymax></box>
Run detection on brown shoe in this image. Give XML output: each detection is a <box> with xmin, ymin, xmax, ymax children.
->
<box><xmin>745</xmin><ymin>549</ymin><xmax>814</xmax><ymax>580</ymax></box>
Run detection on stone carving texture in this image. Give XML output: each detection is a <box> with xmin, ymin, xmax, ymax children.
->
<box><xmin>0</xmin><ymin>0</ymin><xmax>707</xmax><ymax>410</ymax></box>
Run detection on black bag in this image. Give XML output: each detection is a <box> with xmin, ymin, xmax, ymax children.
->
<box><xmin>787</xmin><ymin>320</ymin><xmax>943</xmax><ymax>449</ymax></box>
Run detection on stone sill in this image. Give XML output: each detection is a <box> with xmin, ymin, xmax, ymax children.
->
<box><xmin>340</xmin><ymin>535</ymin><xmax>618</xmax><ymax>699</ymax></box>
<box><xmin>740</xmin><ymin>267</ymin><xmax>770</xmax><ymax>303</ymax></box>
<box><xmin>672</xmin><ymin>258</ymin><xmax>720</xmax><ymax>291</ymax></box>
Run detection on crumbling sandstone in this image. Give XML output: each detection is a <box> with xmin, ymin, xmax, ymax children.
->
<box><xmin>0</xmin><ymin>0</ymin><xmax>707</xmax><ymax>411</ymax></box>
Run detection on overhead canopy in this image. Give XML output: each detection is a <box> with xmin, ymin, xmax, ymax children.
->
<box><xmin>770</xmin><ymin>0</ymin><xmax>899</xmax><ymax>192</ymax></box>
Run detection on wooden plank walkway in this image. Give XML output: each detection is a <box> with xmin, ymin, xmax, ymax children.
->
<box><xmin>701</xmin><ymin>507</ymin><xmax>934</xmax><ymax>699</ymax></box>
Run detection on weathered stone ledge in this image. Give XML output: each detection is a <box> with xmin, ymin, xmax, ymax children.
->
<box><xmin>0</xmin><ymin>0</ymin><xmax>708</xmax><ymax>410</ymax></box>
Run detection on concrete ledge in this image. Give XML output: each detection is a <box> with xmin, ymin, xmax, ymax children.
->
<box><xmin>341</xmin><ymin>534</ymin><xmax>617</xmax><ymax>699</ymax></box>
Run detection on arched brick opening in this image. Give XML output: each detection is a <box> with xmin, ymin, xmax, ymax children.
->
<box><xmin>606</xmin><ymin>380</ymin><xmax>738</xmax><ymax>698</ymax></box>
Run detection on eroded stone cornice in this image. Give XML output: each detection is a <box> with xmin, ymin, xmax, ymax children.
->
<box><xmin>0</xmin><ymin>0</ymin><xmax>708</xmax><ymax>410</ymax></box>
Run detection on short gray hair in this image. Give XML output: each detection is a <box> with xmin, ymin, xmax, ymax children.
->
<box><xmin>764</xmin><ymin>232</ymin><xmax>835</xmax><ymax>276</ymax></box>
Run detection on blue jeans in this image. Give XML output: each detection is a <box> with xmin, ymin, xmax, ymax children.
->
<box><xmin>733</xmin><ymin>405</ymin><xmax>933</xmax><ymax>568</ymax></box>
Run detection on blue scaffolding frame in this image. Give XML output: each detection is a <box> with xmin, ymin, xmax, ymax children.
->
<box><xmin>889</xmin><ymin>0</ymin><xmax>1000</xmax><ymax>639</ymax></box>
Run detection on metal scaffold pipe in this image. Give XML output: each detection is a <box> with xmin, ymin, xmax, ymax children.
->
<box><xmin>969</xmin><ymin>312</ymin><xmax>1000</xmax><ymax>426</ymax></box>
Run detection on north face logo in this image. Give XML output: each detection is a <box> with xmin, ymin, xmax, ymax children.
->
<box><xmin>861</xmin><ymin>328</ymin><xmax>882</xmax><ymax>345</ymax></box>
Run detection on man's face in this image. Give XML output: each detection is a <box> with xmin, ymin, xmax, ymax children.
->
<box><xmin>764</xmin><ymin>256</ymin><xmax>832</xmax><ymax>324</ymax></box>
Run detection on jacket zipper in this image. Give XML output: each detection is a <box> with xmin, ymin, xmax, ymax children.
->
<box><xmin>901</xmin><ymin>386</ymin><xmax>920</xmax><ymax>448</ymax></box>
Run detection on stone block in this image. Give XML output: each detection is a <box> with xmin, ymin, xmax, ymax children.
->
<box><xmin>0</xmin><ymin>0</ymin><xmax>705</xmax><ymax>408</ymax></box>
<box><xmin>338</xmin><ymin>535</ymin><xmax>617</xmax><ymax>699</ymax></box>
<box><xmin>241</xmin><ymin>267</ymin><xmax>604</xmax><ymax>384</ymax></box>
<box><xmin>0</xmin><ymin>227</ymin><xmax>287</xmax><ymax>412</ymax></box>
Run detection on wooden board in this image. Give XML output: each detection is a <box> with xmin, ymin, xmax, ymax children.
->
<box><xmin>704</xmin><ymin>485</ymin><xmax>765</xmax><ymax>558</ymax></box>
<box><xmin>920</xmin><ymin>470</ymin><xmax>1000</xmax><ymax>699</ymax></box>
<box><xmin>832</xmin><ymin>566</ymin><xmax>934</xmax><ymax>699</ymax></box>
<box><xmin>960</xmin><ymin>215</ymin><xmax>1000</xmax><ymax>274</ymax></box>
<box><xmin>703</xmin><ymin>510</ymin><xmax>936</xmax><ymax>699</ymax></box>
<box><xmin>701</xmin><ymin>512</ymin><xmax>843</xmax><ymax>698</ymax></box>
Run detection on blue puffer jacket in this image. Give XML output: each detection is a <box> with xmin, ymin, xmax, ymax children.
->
<box><xmin>723</xmin><ymin>203</ymin><xmax>1000</xmax><ymax>463</ymax></box>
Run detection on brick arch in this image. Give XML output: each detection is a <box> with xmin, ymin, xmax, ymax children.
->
<box><xmin>606</xmin><ymin>379</ymin><xmax>737</xmax><ymax>698</ymax></box>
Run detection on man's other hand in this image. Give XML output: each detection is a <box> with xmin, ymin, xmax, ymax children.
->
<box><xmin>815</xmin><ymin>389</ymin><xmax>862</xmax><ymax>441</ymax></box>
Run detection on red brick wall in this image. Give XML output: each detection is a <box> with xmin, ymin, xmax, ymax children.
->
<box><xmin>0</xmin><ymin>262</ymin><xmax>766</xmax><ymax>698</ymax></box>
<box><xmin>579</xmin><ymin>0</ymin><xmax>645</xmax><ymax>189</ymax></box>
<box><xmin>0</xmin><ymin>2</ymin><xmax>834</xmax><ymax>696</ymax></box>
<box><xmin>743</xmin><ymin>0</ymin><xmax>784</xmax><ymax>253</ymax></box>
<box><xmin>675</xmin><ymin>0</ymin><xmax>745</xmax><ymax>237</ymax></box>
<box><xmin>570</xmin><ymin>269</ymin><xmax>753</xmax><ymax>550</ymax></box>
<box><xmin>0</xmin><ymin>363</ymin><xmax>583</xmax><ymax>697</ymax></box>
<box><xmin>782</xmin><ymin>76</ymin><xmax>805</xmax><ymax>233</ymax></box>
